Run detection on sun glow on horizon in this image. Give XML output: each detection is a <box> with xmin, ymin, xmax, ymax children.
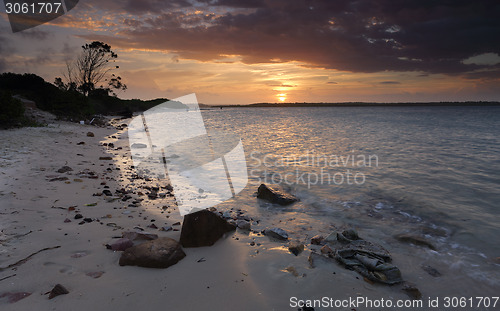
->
<box><xmin>277</xmin><ymin>93</ymin><xmax>287</xmax><ymax>102</ymax></box>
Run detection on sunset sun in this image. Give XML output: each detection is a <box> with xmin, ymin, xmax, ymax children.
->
<box><xmin>278</xmin><ymin>94</ymin><xmax>287</xmax><ymax>102</ymax></box>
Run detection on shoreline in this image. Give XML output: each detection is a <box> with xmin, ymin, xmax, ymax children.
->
<box><xmin>1</xmin><ymin>117</ymin><xmax>498</xmax><ymax>310</ymax></box>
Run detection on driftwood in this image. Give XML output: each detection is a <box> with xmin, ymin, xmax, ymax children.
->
<box><xmin>0</xmin><ymin>246</ymin><xmax>61</xmax><ymax>272</ymax></box>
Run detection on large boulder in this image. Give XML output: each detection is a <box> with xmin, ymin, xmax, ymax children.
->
<box><xmin>257</xmin><ymin>184</ymin><xmax>298</xmax><ymax>205</ymax></box>
<box><xmin>119</xmin><ymin>237</ymin><xmax>186</xmax><ymax>268</ymax></box>
<box><xmin>180</xmin><ymin>209</ymin><xmax>236</xmax><ymax>247</ymax></box>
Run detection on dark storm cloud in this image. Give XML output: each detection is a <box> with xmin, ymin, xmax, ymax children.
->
<box><xmin>83</xmin><ymin>0</ymin><xmax>500</xmax><ymax>76</ymax></box>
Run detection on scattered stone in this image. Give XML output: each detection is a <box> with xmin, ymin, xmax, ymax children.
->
<box><xmin>122</xmin><ymin>231</ymin><xmax>158</xmax><ymax>241</ymax></box>
<box><xmin>147</xmin><ymin>224</ymin><xmax>158</xmax><ymax>229</ymax></box>
<box><xmin>86</xmin><ymin>132</ymin><xmax>94</xmax><ymax>137</ymax></box>
<box><xmin>421</xmin><ymin>265</ymin><xmax>441</xmax><ymax>277</ymax></box>
<box><xmin>86</xmin><ymin>271</ymin><xmax>104</xmax><ymax>279</ymax></box>
<box><xmin>106</xmin><ymin>238</ymin><xmax>134</xmax><ymax>251</ymax></box>
<box><xmin>64</xmin><ymin>218</ymin><xmax>71</xmax><ymax>223</ymax></box>
<box><xmin>102</xmin><ymin>190</ymin><xmax>113</xmax><ymax>196</ymax></box>
<box><xmin>263</xmin><ymin>227</ymin><xmax>289</xmax><ymax>241</ymax></box>
<box><xmin>256</xmin><ymin>184</ymin><xmax>298</xmax><ymax>205</ymax></box>
<box><xmin>288</xmin><ymin>241</ymin><xmax>305</xmax><ymax>256</ymax></box>
<box><xmin>161</xmin><ymin>226</ymin><xmax>173</xmax><ymax>232</ymax></box>
<box><xmin>119</xmin><ymin>237</ymin><xmax>186</xmax><ymax>268</ymax></box>
<box><xmin>402</xmin><ymin>282</ymin><xmax>422</xmax><ymax>299</ymax></box>
<box><xmin>283</xmin><ymin>266</ymin><xmax>300</xmax><ymax>277</ymax></box>
<box><xmin>236</xmin><ymin>220</ymin><xmax>251</xmax><ymax>231</ymax></box>
<box><xmin>131</xmin><ymin>143</ymin><xmax>148</xmax><ymax>148</ymax></box>
<box><xmin>310</xmin><ymin>235</ymin><xmax>324</xmax><ymax>245</ymax></box>
<box><xmin>83</xmin><ymin>218</ymin><xmax>93</xmax><ymax>223</ymax></box>
<box><xmin>49</xmin><ymin>176</ymin><xmax>69</xmax><ymax>182</ymax></box>
<box><xmin>57</xmin><ymin>166</ymin><xmax>73</xmax><ymax>173</ymax></box>
<box><xmin>48</xmin><ymin>284</ymin><xmax>69</xmax><ymax>299</ymax></box>
<box><xmin>74</xmin><ymin>214</ymin><xmax>83</xmax><ymax>219</ymax></box>
<box><xmin>320</xmin><ymin>244</ymin><xmax>333</xmax><ymax>255</ymax></box>
<box><xmin>180</xmin><ymin>209</ymin><xmax>236</xmax><ymax>247</ymax></box>
<box><xmin>395</xmin><ymin>234</ymin><xmax>436</xmax><ymax>251</ymax></box>
<box><xmin>77</xmin><ymin>141</ymin><xmax>85</xmax><ymax>145</ymax></box>
<box><xmin>99</xmin><ymin>156</ymin><xmax>113</xmax><ymax>160</ymax></box>
<box><xmin>0</xmin><ymin>292</ymin><xmax>32</xmax><ymax>303</ymax></box>
<box><xmin>78</xmin><ymin>169</ymin><xmax>98</xmax><ymax>179</ymax></box>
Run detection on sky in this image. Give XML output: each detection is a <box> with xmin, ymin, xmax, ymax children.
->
<box><xmin>1</xmin><ymin>0</ymin><xmax>500</xmax><ymax>105</ymax></box>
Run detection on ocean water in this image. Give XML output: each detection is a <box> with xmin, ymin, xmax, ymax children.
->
<box><xmin>199</xmin><ymin>106</ymin><xmax>500</xmax><ymax>289</ymax></box>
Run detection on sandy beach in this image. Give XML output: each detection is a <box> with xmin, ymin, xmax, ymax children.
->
<box><xmin>1</xmin><ymin>113</ymin><xmax>498</xmax><ymax>311</ymax></box>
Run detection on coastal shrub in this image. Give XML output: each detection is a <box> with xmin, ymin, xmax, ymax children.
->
<box><xmin>0</xmin><ymin>90</ymin><xmax>25</xmax><ymax>128</ymax></box>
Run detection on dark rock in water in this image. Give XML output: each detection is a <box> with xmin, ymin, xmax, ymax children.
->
<box><xmin>256</xmin><ymin>184</ymin><xmax>298</xmax><ymax>205</ymax></box>
<box><xmin>395</xmin><ymin>234</ymin><xmax>436</xmax><ymax>250</ymax></box>
<box><xmin>83</xmin><ymin>218</ymin><xmax>93</xmax><ymax>223</ymax></box>
<box><xmin>263</xmin><ymin>227</ymin><xmax>289</xmax><ymax>240</ymax></box>
<box><xmin>310</xmin><ymin>235</ymin><xmax>324</xmax><ymax>245</ymax></box>
<box><xmin>119</xmin><ymin>237</ymin><xmax>186</xmax><ymax>268</ymax></box>
<box><xmin>107</xmin><ymin>238</ymin><xmax>134</xmax><ymax>251</ymax></box>
<box><xmin>86</xmin><ymin>132</ymin><xmax>95</xmax><ymax>137</ymax></box>
<box><xmin>334</xmin><ymin>230</ymin><xmax>403</xmax><ymax>285</ymax></box>
<box><xmin>180</xmin><ymin>209</ymin><xmax>236</xmax><ymax>247</ymax></box>
<box><xmin>99</xmin><ymin>156</ymin><xmax>113</xmax><ymax>160</ymax></box>
<box><xmin>401</xmin><ymin>282</ymin><xmax>422</xmax><ymax>299</ymax></box>
<box><xmin>131</xmin><ymin>143</ymin><xmax>148</xmax><ymax>148</ymax></box>
<box><xmin>64</xmin><ymin>218</ymin><xmax>71</xmax><ymax>223</ymax></box>
<box><xmin>57</xmin><ymin>166</ymin><xmax>73</xmax><ymax>173</ymax></box>
<box><xmin>288</xmin><ymin>241</ymin><xmax>305</xmax><ymax>256</ymax></box>
<box><xmin>48</xmin><ymin>284</ymin><xmax>69</xmax><ymax>299</ymax></box>
<box><xmin>77</xmin><ymin>141</ymin><xmax>85</xmax><ymax>145</ymax></box>
<box><xmin>74</xmin><ymin>214</ymin><xmax>83</xmax><ymax>219</ymax></box>
<box><xmin>421</xmin><ymin>265</ymin><xmax>441</xmax><ymax>277</ymax></box>
<box><xmin>102</xmin><ymin>190</ymin><xmax>113</xmax><ymax>196</ymax></box>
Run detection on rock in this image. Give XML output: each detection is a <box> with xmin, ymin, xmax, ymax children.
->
<box><xmin>0</xmin><ymin>292</ymin><xmax>32</xmax><ymax>303</ymax></box>
<box><xmin>263</xmin><ymin>227</ymin><xmax>288</xmax><ymax>240</ymax></box>
<box><xmin>122</xmin><ymin>231</ymin><xmax>158</xmax><ymax>241</ymax></box>
<box><xmin>107</xmin><ymin>238</ymin><xmax>134</xmax><ymax>251</ymax></box>
<box><xmin>64</xmin><ymin>218</ymin><xmax>71</xmax><ymax>223</ymax></box>
<box><xmin>421</xmin><ymin>265</ymin><xmax>441</xmax><ymax>277</ymax></box>
<box><xmin>86</xmin><ymin>271</ymin><xmax>104</xmax><ymax>279</ymax></box>
<box><xmin>99</xmin><ymin>156</ymin><xmax>113</xmax><ymax>160</ymax></box>
<box><xmin>395</xmin><ymin>234</ymin><xmax>436</xmax><ymax>250</ymax></box>
<box><xmin>256</xmin><ymin>184</ymin><xmax>298</xmax><ymax>205</ymax></box>
<box><xmin>161</xmin><ymin>226</ymin><xmax>173</xmax><ymax>232</ymax></box>
<box><xmin>131</xmin><ymin>143</ymin><xmax>148</xmax><ymax>148</ymax></box>
<box><xmin>77</xmin><ymin>141</ymin><xmax>85</xmax><ymax>145</ymax></box>
<box><xmin>74</xmin><ymin>214</ymin><xmax>83</xmax><ymax>219</ymax></box>
<box><xmin>57</xmin><ymin>166</ymin><xmax>73</xmax><ymax>173</ymax></box>
<box><xmin>180</xmin><ymin>210</ymin><xmax>236</xmax><ymax>247</ymax></box>
<box><xmin>119</xmin><ymin>237</ymin><xmax>186</xmax><ymax>268</ymax></box>
<box><xmin>402</xmin><ymin>282</ymin><xmax>422</xmax><ymax>299</ymax></box>
<box><xmin>83</xmin><ymin>218</ymin><xmax>93</xmax><ymax>223</ymax></box>
<box><xmin>49</xmin><ymin>176</ymin><xmax>69</xmax><ymax>182</ymax></box>
<box><xmin>288</xmin><ymin>241</ymin><xmax>305</xmax><ymax>256</ymax></box>
<box><xmin>86</xmin><ymin>132</ymin><xmax>94</xmax><ymax>137</ymax></box>
<box><xmin>236</xmin><ymin>219</ymin><xmax>251</xmax><ymax>231</ymax></box>
<box><xmin>310</xmin><ymin>235</ymin><xmax>324</xmax><ymax>245</ymax></box>
<box><xmin>102</xmin><ymin>190</ymin><xmax>113</xmax><ymax>196</ymax></box>
<box><xmin>48</xmin><ymin>284</ymin><xmax>69</xmax><ymax>299</ymax></box>
<box><xmin>334</xmin><ymin>229</ymin><xmax>403</xmax><ymax>285</ymax></box>
<box><xmin>320</xmin><ymin>244</ymin><xmax>333</xmax><ymax>255</ymax></box>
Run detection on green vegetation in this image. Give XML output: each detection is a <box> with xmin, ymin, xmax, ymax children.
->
<box><xmin>0</xmin><ymin>72</ymin><xmax>168</xmax><ymax>123</ymax></box>
<box><xmin>0</xmin><ymin>89</ymin><xmax>25</xmax><ymax>128</ymax></box>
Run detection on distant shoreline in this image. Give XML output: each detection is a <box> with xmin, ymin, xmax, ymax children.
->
<box><xmin>204</xmin><ymin>101</ymin><xmax>500</xmax><ymax>108</ymax></box>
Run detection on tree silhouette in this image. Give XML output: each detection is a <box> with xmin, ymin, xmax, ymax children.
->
<box><xmin>56</xmin><ymin>41</ymin><xmax>126</xmax><ymax>96</ymax></box>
